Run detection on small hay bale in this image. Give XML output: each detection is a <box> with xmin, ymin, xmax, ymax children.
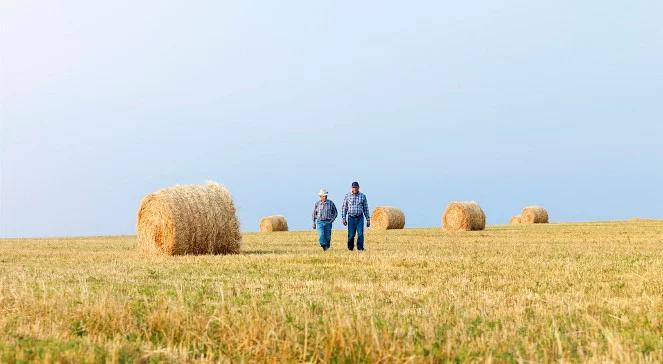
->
<box><xmin>510</xmin><ymin>216</ymin><xmax>522</xmax><ymax>225</ymax></box>
<box><xmin>136</xmin><ymin>182</ymin><xmax>241</xmax><ymax>255</ymax></box>
<box><xmin>442</xmin><ymin>201</ymin><xmax>486</xmax><ymax>231</ymax></box>
<box><xmin>371</xmin><ymin>206</ymin><xmax>405</xmax><ymax>230</ymax></box>
<box><xmin>259</xmin><ymin>215</ymin><xmax>288</xmax><ymax>232</ymax></box>
<box><xmin>521</xmin><ymin>206</ymin><xmax>549</xmax><ymax>224</ymax></box>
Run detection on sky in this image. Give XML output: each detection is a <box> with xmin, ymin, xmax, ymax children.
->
<box><xmin>1</xmin><ymin>1</ymin><xmax>662</xmax><ymax>238</ymax></box>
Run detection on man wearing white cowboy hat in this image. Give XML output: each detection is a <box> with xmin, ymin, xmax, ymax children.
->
<box><xmin>312</xmin><ymin>188</ymin><xmax>338</xmax><ymax>251</ymax></box>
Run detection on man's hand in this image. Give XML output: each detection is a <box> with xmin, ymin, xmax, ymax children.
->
<box><xmin>312</xmin><ymin>223</ymin><xmax>316</xmax><ymax>230</ymax></box>
<box><xmin>342</xmin><ymin>219</ymin><xmax>347</xmax><ymax>226</ymax></box>
<box><xmin>366</xmin><ymin>221</ymin><xmax>371</xmax><ymax>228</ymax></box>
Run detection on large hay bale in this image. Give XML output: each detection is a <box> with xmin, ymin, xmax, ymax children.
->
<box><xmin>136</xmin><ymin>182</ymin><xmax>241</xmax><ymax>255</ymax></box>
<box><xmin>442</xmin><ymin>201</ymin><xmax>486</xmax><ymax>231</ymax></box>
<box><xmin>371</xmin><ymin>206</ymin><xmax>405</xmax><ymax>230</ymax></box>
<box><xmin>510</xmin><ymin>215</ymin><xmax>522</xmax><ymax>225</ymax></box>
<box><xmin>521</xmin><ymin>206</ymin><xmax>549</xmax><ymax>224</ymax></box>
<box><xmin>259</xmin><ymin>215</ymin><xmax>288</xmax><ymax>232</ymax></box>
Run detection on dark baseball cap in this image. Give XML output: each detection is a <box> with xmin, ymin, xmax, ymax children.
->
<box><xmin>352</xmin><ymin>181</ymin><xmax>360</xmax><ymax>188</ymax></box>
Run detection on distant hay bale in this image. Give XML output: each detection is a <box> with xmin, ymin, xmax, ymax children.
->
<box><xmin>371</xmin><ymin>206</ymin><xmax>405</xmax><ymax>230</ymax></box>
<box><xmin>442</xmin><ymin>201</ymin><xmax>486</xmax><ymax>231</ymax></box>
<box><xmin>510</xmin><ymin>216</ymin><xmax>522</xmax><ymax>225</ymax></box>
<box><xmin>521</xmin><ymin>206</ymin><xmax>549</xmax><ymax>224</ymax></box>
<box><xmin>259</xmin><ymin>215</ymin><xmax>288</xmax><ymax>232</ymax></box>
<box><xmin>136</xmin><ymin>182</ymin><xmax>241</xmax><ymax>255</ymax></box>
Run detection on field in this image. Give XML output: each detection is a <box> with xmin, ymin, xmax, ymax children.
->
<box><xmin>1</xmin><ymin>221</ymin><xmax>663</xmax><ymax>363</ymax></box>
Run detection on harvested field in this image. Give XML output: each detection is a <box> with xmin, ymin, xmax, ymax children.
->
<box><xmin>1</xmin><ymin>221</ymin><xmax>663</xmax><ymax>362</ymax></box>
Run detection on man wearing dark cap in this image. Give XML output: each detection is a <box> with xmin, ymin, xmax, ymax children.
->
<box><xmin>342</xmin><ymin>181</ymin><xmax>370</xmax><ymax>251</ymax></box>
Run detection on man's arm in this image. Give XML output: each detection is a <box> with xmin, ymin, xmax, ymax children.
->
<box><xmin>341</xmin><ymin>195</ymin><xmax>348</xmax><ymax>221</ymax></box>
<box><xmin>312</xmin><ymin>201</ymin><xmax>318</xmax><ymax>228</ymax></box>
<box><xmin>330</xmin><ymin>202</ymin><xmax>338</xmax><ymax>222</ymax></box>
<box><xmin>363</xmin><ymin>194</ymin><xmax>370</xmax><ymax>226</ymax></box>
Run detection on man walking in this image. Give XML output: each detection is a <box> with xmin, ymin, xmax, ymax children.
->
<box><xmin>312</xmin><ymin>189</ymin><xmax>337</xmax><ymax>251</ymax></box>
<box><xmin>342</xmin><ymin>181</ymin><xmax>370</xmax><ymax>251</ymax></box>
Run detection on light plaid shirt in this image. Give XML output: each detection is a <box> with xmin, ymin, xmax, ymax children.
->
<box><xmin>312</xmin><ymin>200</ymin><xmax>338</xmax><ymax>223</ymax></box>
<box><xmin>342</xmin><ymin>192</ymin><xmax>370</xmax><ymax>222</ymax></box>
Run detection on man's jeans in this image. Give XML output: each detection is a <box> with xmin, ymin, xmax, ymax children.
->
<box><xmin>347</xmin><ymin>215</ymin><xmax>365</xmax><ymax>251</ymax></box>
<box><xmin>316</xmin><ymin>220</ymin><xmax>332</xmax><ymax>248</ymax></box>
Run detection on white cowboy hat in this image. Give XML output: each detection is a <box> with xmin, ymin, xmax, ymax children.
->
<box><xmin>318</xmin><ymin>188</ymin><xmax>328</xmax><ymax>196</ymax></box>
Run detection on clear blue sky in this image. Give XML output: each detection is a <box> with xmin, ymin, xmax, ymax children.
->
<box><xmin>1</xmin><ymin>1</ymin><xmax>662</xmax><ymax>237</ymax></box>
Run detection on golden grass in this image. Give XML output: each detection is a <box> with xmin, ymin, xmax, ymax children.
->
<box><xmin>1</xmin><ymin>221</ymin><xmax>663</xmax><ymax>362</ymax></box>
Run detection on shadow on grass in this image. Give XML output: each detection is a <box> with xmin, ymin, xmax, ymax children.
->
<box><xmin>241</xmin><ymin>250</ymin><xmax>290</xmax><ymax>255</ymax></box>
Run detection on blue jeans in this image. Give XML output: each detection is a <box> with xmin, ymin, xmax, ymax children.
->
<box><xmin>316</xmin><ymin>220</ymin><xmax>332</xmax><ymax>248</ymax></box>
<box><xmin>347</xmin><ymin>215</ymin><xmax>365</xmax><ymax>250</ymax></box>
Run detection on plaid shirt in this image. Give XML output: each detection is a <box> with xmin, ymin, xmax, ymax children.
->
<box><xmin>342</xmin><ymin>192</ymin><xmax>370</xmax><ymax>222</ymax></box>
<box><xmin>312</xmin><ymin>200</ymin><xmax>338</xmax><ymax>222</ymax></box>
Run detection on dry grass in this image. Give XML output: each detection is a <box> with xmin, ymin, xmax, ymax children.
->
<box><xmin>1</xmin><ymin>221</ymin><xmax>663</xmax><ymax>362</ymax></box>
<box><xmin>371</xmin><ymin>207</ymin><xmax>405</xmax><ymax>230</ymax></box>
<box><xmin>442</xmin><ymin>201</ymin><xmax>486</xmax><ymax>231</ymax></box>
<box><xmin>136</xmin><ymin>182</ymin><xmax>241</xmax><ymax>255</ymax></box>
<box><xmin>259</xmin><ymin>215</ymin><xmax>289</xmax><ymax>232</ymax></box>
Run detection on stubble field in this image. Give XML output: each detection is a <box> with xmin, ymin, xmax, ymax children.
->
<box><xmin>1</xmin><ymin>221</ymin><xmax>662</xmax><ymax>363</ymax></box>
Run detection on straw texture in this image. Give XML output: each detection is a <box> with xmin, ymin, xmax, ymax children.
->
<box><xmin>521</xmin><ymin>206</ymin><xmax>549</xmax><ymax>224</ymax></box>
<box><xmin>259</xmin><ymin>215</ymin><xmax>289</xmax><ymax>232</ymax></box>
<box><xmin>371</xmin><ymin>207</ymin><xmax>405</xmax><ymax>230</ymax></box>
<box><xmin>136</xmin><ymin>182</ymin><xmax>241</xmax><ymax>255</ymax></box>
<box><xmin>510</xmin><ymin>216</ymin><xmax>522</xmax><ymax>225</ymax></box>
<box><xmin>442</xmin><ymin>201</ymin><xmax>486</xmax><ymax>231</ymax></box>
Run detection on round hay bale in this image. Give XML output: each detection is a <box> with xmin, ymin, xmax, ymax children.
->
<box><xmin>510</xmin><ymin>215</ymin><xmax>522</xmax><ymax>225</ymax></box>
<box><xmin>442</xmin><ymin>201</ymin><xmax>486</xmax><ymax>231</ymax></box>
<box><xmin>259</xmin><ymin>215</ymin><xmax>288</xmax><ymax>232</ymax></box>
<box><xmin>521</xmin><ymin>206</ymin><xmax>549</xmax><ymax>224</ymax></box>
<box><xmin>371</xmin><ymin>206</ymin><xmax>405</xmax><ymax>230</ymax></box>
<box><xmin>136</xmin><ymin>182</ymin><xmax>241</xmax><ymax>255</ymax></box>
